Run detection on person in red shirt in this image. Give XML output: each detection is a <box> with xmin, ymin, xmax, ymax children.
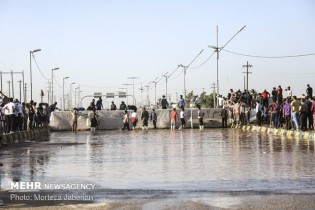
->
<box><xmin>261</xmin><ymin>89</ymin><xmax>270</xmax><ymax>107</ymax></box>
<box><xmin>170</xmin><ymin>108</ymin><xmax>178</xmax><ymax>130</ymax></box>
<box><xmin>277</xmin><ymin>85</ymin><xmax>283</xmax><ymax>104</ymax></box>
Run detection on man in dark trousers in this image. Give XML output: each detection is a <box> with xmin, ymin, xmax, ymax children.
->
<box><xmin>96</xmin><ymin>97</ymin><xmax>103</xmax><ymax>110</ymax></box>
<box><xmin>306</xmin><ymin>84</ymin><xmax>313</xmax><ymax>98</ymax></box>
<box><xmin>161</xmin><ymin>95</ymin><xmax>169</xmax><ymax>109</ymax></box>
<box><xmin>221</xmin><ymin>107</ymin><xmax>228</xmax><ymax>128</ymax></box>
<box><xmin>150</xmin><ymin>109</ymin><xmax>157</xmax><ymax>129</ymax></box>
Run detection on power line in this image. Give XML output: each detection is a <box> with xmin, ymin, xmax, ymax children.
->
<box><xmin>32</xmin><ymin>54</ymin><xmax>49</xmax><ymax>80</ymax></box>
<box><xmin>222</xmin><ymin>49</ymin><xmax>315</xmax><ymax>58</ymax></box>
<box><xmin>189</xmin><ymin>51</ymin><xmax>216</xmax><ymax>69</ymax></box>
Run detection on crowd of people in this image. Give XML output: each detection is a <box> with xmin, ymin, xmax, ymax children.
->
<box><xmin>84</xmin><ymin>84</ymin><xmax>315</xmax><ymax>132</ymax></box>
<box><xmin>5</xmin><ymin>83</ymin><xmax>310</xmax><ymax>133</ymax></box>
<box><xmin>225</xmin><ymin>84</ymin><xmax>315</xmax><ymax>131</ymax></box>
<box><xmin>0</xmin><ymin>91</ymin><xmax>60</xmax><ymax>134</ymax></box>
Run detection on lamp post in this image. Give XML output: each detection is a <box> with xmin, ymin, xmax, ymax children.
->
<box><xmin>70</xmin><ymin>82</ymin><xmax>75</xmax><ymax>109</ymax></box>
<box><xmin>178</xmin><ymin>49</ymin><xmax>204</xmax><ymax>100</ymax></box>
<box><xmin>150</xmin><ymin>77</ymin><xmax>159</xmax><ymax>106</ymax></box>
<box><xmin>51</xmin><ymin>67</ymin><xmax>59</xmax><ymax>104</ymax></box>
<box><xmin>63</xmin><ymin>77</ymin><xmax>69</xmax><ymax>110</ymax></box>
<box><xmin>74</xmin><ymin>87</ymin><xmax>79</xmax><ymax>108</ymax></box>
<box><xmin>178</xmin><ymin>64</ymin><xmax>188</xmax><ymax>99</ymax></box>
<box><xmin>127</xmin><ymin>77</ymin><xmax>139</xmax><ymax>105</ymax></box>
<box><xmin>30</xmin><ymin>49</ymin><xmax>41</xmax><ymax>101</ymax></box>
<box><xmin>7</xmin><ymin>81</ymin><xmax>11</xmax><ymax>97</ymax></box>
<box><xmin>208</xmin><ymin>25</ymin><xmax>246</xmax><ymax>94</ymax></box>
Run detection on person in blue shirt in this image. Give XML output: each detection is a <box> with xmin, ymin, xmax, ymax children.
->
<box><xmin>178</xmin><ymin>95</ymin><xmax>185</xmax><ymax>108</ymax></box>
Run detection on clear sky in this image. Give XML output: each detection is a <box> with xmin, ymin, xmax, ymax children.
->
<box><xmin>0</xmin><ymin>0</ymin><xmax>314</xmax><ymax>108</ymax></box>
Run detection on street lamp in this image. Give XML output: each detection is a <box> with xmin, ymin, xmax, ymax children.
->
<box><xmin>30</xmin><ymin>48</ymin><xmax>41</xmax><ymax>101</ymax></box>
<box><xmin>178</xmin><ymin>64</ymin><xmax>188</xmax><ymax>99</ymax></box>
<box><xmin>74</xmin><ymin>86</ymin><xmax>79</xmax><ymax>108</ymax></box>
<box><xmin>63</xmin><ymin>76</ymin><xmax>69</xmax><ymax>110</ymax></box>
<box><xmin>150</xmin><ymin>77</ymin><xmax>159</xmax><ymax>106</ymax></box>
<box><xmin>70</xmin><ymin>82</ymin><xmax>75</xmax><ymax>109</ymax></box>
<box><xmin>127</xmin><ymin>77</ymin><xmax>139</xmax><ymax>105</ymax></box>
<box><xmin>177</xmin><ymin>49</ymin><xmax>204</xmax><ymax>100</ymax></box>
<box><xmin>161</xmin><ymin>72</ymin><xmax>168</xmax><ymax>98</ymax></box>
<box><xmin>51</xmin><ymin>67</ymin><xmax>59</xmax><ymax>104</ymax></box>
<box><xmin>163</xmin><ymin>66</ymin><xmax>181</xmax><ymax>101</ymax></box>
<box><xmin>208</xmin><ymin>25</ymin><xmax>246</xmax><ymax>94</ymax></box>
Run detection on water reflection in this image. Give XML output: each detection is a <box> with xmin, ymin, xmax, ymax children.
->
<box><xmin>0</xmin><ymin>129</ymin><xmax>314</xmax><ymax>194</ymax></box>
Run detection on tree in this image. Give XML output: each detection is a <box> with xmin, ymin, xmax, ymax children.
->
<box><xmin>185</xmin><ymin>90</ymin><xmax>216</xmax><ymax>108</ymax></box>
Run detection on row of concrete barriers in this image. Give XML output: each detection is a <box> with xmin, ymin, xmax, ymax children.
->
<box><xmin>0</xmin><ymin>127</ymin><xmax>50</xmax><ymax>146</ymax></box>
<box><xmin>232</xmin><ymin>124</ymin><xmax>315</xmax><ymax>141</ymax></box>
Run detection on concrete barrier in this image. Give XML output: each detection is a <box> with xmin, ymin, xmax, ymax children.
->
<box><xmin>0</xmin><ymin>127</ymin><xmax>50</xmax><ymax>146</ymax></box>
<box><xmin>49</xmin><ymin>108</ymin><xmax>225</xmax><ymax>131</ymax></box>
<box><xmin>233</xmin><ymin>124</ymin><xmax>314</xmax><ymax>142</ymax></box>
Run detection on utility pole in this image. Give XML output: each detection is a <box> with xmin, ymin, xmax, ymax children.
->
<box><xmin>209</xmin><ymin>25</ymin><xmax>246</xmax><ymax>95</ymax></box>
<box><xmin>24</xmin><ymin>83</ymin><xmax>27</xmax><ymax>102</ymax></box>
<box><xmin>7</xmin><ymin>81</ymin><xmax>11</xmax><ymax>97</ymax></box>
<box><xmin>46</xmin><ymin>80</ymin><xmax>51</xmax><ymax>105</ymax></box>
<box><xmin>211</xmin><ymin>82</ymin><xmax>216</xmax><ymax>108</ymax></box>
<box><xmin>139</xmin><ymin>82</ymin><xmax>143</xmax><ymax>107</ymax></box>
<box><xmin>243</xmin><ymin>76</ymin><xmax>246</xmax><ymax>90</ymax></box>
<box><xmin>18</xmin><ymin>80</ymin><xmax>22</xmax><ymax>102</ymax></box>
<box><xmin>242</xmin><ymin>61</ymin><xmax>253</xmax><ymax>91</ymax></box>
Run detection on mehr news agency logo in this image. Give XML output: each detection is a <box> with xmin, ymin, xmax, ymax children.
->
<box><xmin>9</xmin><ymin>181</ymin><xmax>96</xmax><ymax>201</ymax></box>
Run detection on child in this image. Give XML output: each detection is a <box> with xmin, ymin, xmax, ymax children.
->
<box><xmin>131</xmin><ymin>109</ymin><xmax>137</xmax><ymax>130</ymax></box>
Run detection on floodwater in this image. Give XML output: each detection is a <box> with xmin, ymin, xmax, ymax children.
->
<box><xmin>0</xmin><ymin>128</ymin><xmax>315</xmax><ymax>206</ymax></box>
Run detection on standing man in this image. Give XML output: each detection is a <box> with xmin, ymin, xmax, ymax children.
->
<box><xmin>291</xmin><ymin>96</ymin><xmax>301</xmax><ymax>130</ymax></box>
<box><xmin>306</xmin><ymin>84</ymin><xmax>313</xmax><ymax>98</ymax></box>
<box><xmin>122</xmin><ymin>110</ymin><xmax>130</xmax><ymax>131</ymax></box>
<box><xmin>3</xmin><ymin>98</ymin><xmax>15</xmax><ymax>133</ymax></box>
<box><xmin>221</xmin><ymin>107</ymin><xmax>228</xmax><ymax>128</ymax></box>
<box><xmin>150</xmin><ymin>108</ymin><xmax>157</xmax><ymax>129</ymax></box>
<box><xmin>72</xmin><ymin>108</ymin><xmax>78</xmax><ymax>132</ymax></box>
<box><xmin>195</xmin><ymin>95</ymin><xmax>202</xmax><ymax>108</ymax></box>
<box><xmin>141</xmin><ymin>107</ymin><xmax>149</xmax><ymax>130</ymax></box>
<box><xmin>197</xmin><ymin>105</ymin><xmax>205</xmax><ymax>130</ymax></box>
<box><xmin>269</xmin><ymin>99</ymin><xmax>281</xmax><ymax>129</ymax></box>
<box><xmin>255</xmin><ymin>100</ymin><xmax>262</xmax><ymax>126</ymax></box>
<box><xmin>277</xmin><ymin>85</ymin><xmax>283</xmax><ymax>104</ymax></box>
<box><xmin>178</xmin><ymin>95</ymin><xmax>185</xmax><ymax>108</ymax></box>
<box><xmin>14</xmin><ymin>99</ymin><xmax>23</xmax><ymax>132</ymax></box>
<box><xmin>110</xmin><ymin>101</ymin><xmax>117</xmax><ymax>110</ymax></box>
<box><xmin>119</xmin><ymin>101</ymin><xmax>127</xmax><ymax>110</ymax></box>
<box><xmin>170</xmin><ymin>108</ymin><xmax>178</xmax><ymax>130</ymax></box>
<box><xmin>161</xmin><ymin>95</ymin><xmax>169</xmax><ymax>109</ymax></box>
<box><xmin>179</xmin><ymin>108</ymin><xmax>186</xmax><ymax>129</ymax></box>
<box><xmin>96</xmin><ymin>97</ymin><xmax>103</xmax><ymax>110</ymax></box>
<box><xmin>271</xmin><ymin>87</ymin><xmax>277</xmax><ymax>103</ymax></box>
<box><xmin>285</xmin><ymin>86</ymin><xmax>292</xmax><ymax>102</ymax></box>
<box><xmin>261</xmin><ymin>89</ymin><xmax>270</xmax><ymax>107</ymax></box>
<box><xmin>23</xmin><ymin>103</ymin><xmax>29</xmax><ymax>130</ymax></box>
<box><xmin>283</xmin><ymin>98</ymin><xmax>292</xmax><ymax>130</ymax></box>
<box><xmin>217</xmin><ymin>95</ymin><xmax>224</xmax><ymax>108</ymax></box>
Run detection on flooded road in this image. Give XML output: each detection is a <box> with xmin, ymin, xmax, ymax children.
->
<box><xmin>0</xmin><ymin>129</ymin><xmax>315</xmax><ymax>208</ymax></box>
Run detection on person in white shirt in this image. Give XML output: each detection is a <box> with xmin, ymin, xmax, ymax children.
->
<box><xmin>285</xmin><ymin>86</ymin><xmax>292</xmax><ymax>102</ymax></box>
<box><xmin>217</xmin><ymin>95</ymin><xmax>224</xmax><ymax>108</ymax></box>
<box><xmin>255</xmin><ymin>100</ymin><xmax>262</xmax><ymax>126</ymax></box>
<box><xmin>179</xmin><ymin>108</ymin><xmax>186</xmax><ymax>129</ymax></box>
<box><xmin>3</xmin><ymin>98</ymin><xmax>15</xmax><ymax>133</ymax></box>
